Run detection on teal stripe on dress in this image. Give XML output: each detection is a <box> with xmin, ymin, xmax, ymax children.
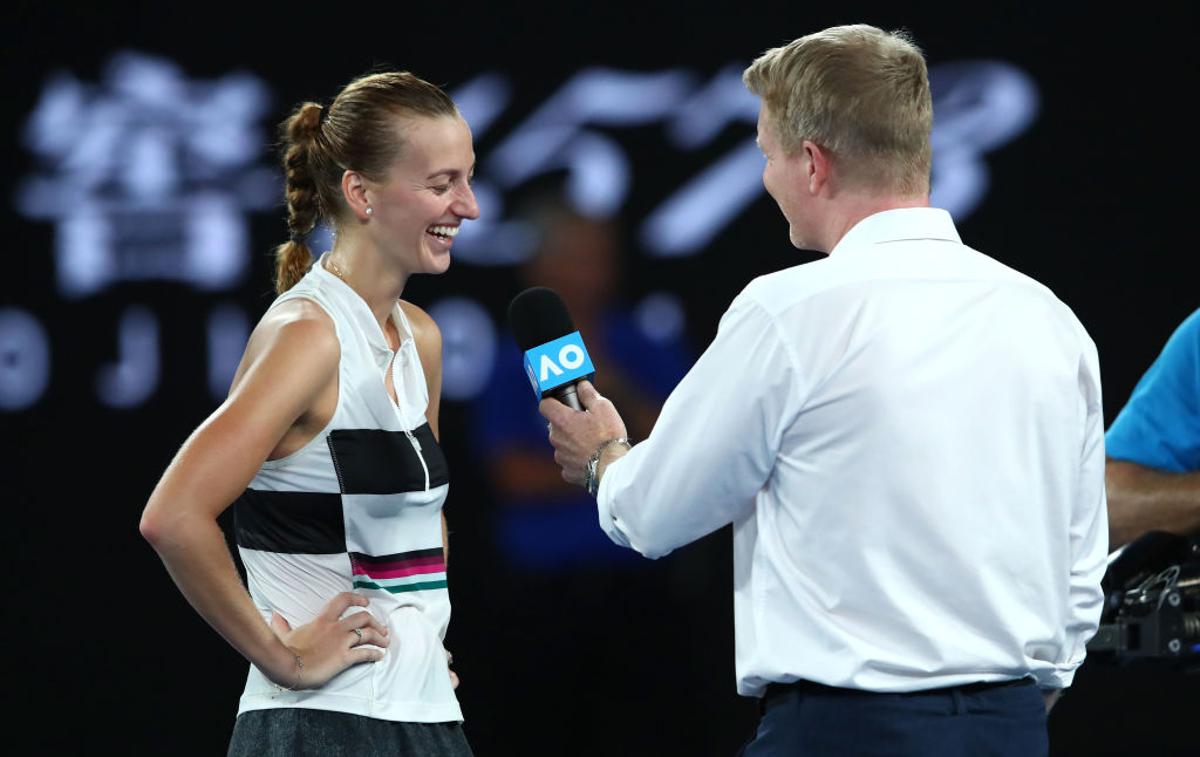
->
<box><xmin>353</xmin><ymin>578</ymin><xmax>449</xmax><ymax>593</ymax></box>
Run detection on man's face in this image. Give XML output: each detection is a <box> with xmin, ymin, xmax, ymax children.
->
<box><xmin>756</xmin><ymin>104</ymin><xmax>808</xmax><ymax>249</ymax></box>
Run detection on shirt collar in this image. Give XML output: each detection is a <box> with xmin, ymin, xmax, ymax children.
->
<box><xmin>313</xmin><ymin>252</ymin><xmax>411</xmax><ymax>362</ymax></box>
<box><xmin>830</xmin><ymin>207</ymin><xmax>961</xmax><ymax>257</ymax></box>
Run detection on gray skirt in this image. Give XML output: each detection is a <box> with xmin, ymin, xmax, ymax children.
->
<box><xmin>228</xmin><ymin>708</ymin><xmax>474</xmax><ymax>757</ymax></box>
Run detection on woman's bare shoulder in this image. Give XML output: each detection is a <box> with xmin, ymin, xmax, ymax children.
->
<box><xmin>398</xmin><ymin>300</ymin><xmax>442</xmax><ymax>360</ymax></box>
<box><xmin>231</xmin><ymin>297</ymin><xmax>339</xmax><ymax>394</ymax></box>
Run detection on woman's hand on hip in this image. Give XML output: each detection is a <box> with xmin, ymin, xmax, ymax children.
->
<box><xmin>266</xmin><ymin>592</ymin><xmax>390</xmax><ymax>689</ymax></box>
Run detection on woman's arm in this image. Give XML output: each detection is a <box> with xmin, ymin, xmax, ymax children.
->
<box><xmin>140</xmin><ymin>302</ymin><xmax>388</xmax><ymax>688</ymax></box>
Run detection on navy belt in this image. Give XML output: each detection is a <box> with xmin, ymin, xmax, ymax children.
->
<box><xmin>764</xmin><ymin>676</ymin><xmax>1034</xmax><ymax>702</ymax></box>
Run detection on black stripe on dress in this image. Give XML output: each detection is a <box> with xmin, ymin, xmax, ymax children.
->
<box><xmin>233</xmin><ymin>489</ymin><xmax>346</xmax><ymax>554</ymax></box>
<box><xmin>326</xmin><ymin>423</ymin><xmax>449</xmax><ymax>494</ymax></box>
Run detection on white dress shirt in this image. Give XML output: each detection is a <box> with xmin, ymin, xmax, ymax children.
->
<box><xmin>597</xmin><ymin>208</ymin><xmax>1108</xmax><ymax>696</ymax></box>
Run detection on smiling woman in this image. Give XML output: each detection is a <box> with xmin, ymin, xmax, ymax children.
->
<box><xmin>138</xmin><ymin>70</ymin><xmax>478</xmax><ymax>757</ymax></box>
<box><xmin>356</xmin><ymin>113</ymin><xmax>478</xmax><ymax>278</ymax></box>
<box><xmin>275</xmin><ymin>72</ymin><xmax>479</xmax><ymax>293</ymax></box>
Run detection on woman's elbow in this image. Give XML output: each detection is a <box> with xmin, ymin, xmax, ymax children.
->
<box><xmin>139</xmin><ymin>504</ymin><xmax>167</xmax><ymax>547</ymax></box>
<box><xmin>139</xmin><ymin>496</ymin><xmax>190</xmax><ymax>549</ymax></box>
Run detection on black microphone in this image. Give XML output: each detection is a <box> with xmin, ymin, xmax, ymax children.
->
<box><xmin>508</xmin><ymin>287</ymin><xmax>595</xmax><ymax>411</ymax></box>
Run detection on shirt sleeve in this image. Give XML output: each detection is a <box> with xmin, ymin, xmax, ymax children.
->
<box><xmin>596</xmin><ymin>296</ymin><xmax>801</xmax><ymax>559</ymax></box>
<box><xmin>1106</xmin><ymin>308</ymin><xmax>1200</xmax><ymax>472</ymax></box>
<box><xmin>1047</xmin><ymin>336</ymin><xmax>1109</xmax><ymax>689</ymax></box>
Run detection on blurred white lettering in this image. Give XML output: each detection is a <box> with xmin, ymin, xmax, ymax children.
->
<box><xmin>429</xmin><ymin>298</ymin><xmax>497</xmax><ymax>401</ymax></box>
<box><xmin>0</xmin><ymin>309</ymin><xmax>51</xmax><ymax>411</ymax></box>
<box><xmin>17</xmin><ymin>52</ymin><xmax>277</xmax><ymax>298</ymax></box>
<box><xmin>452</xmin><ymin>61</ymin><xmax>1039</xmax><ymax>263</ymax></box>
<box><xmin>207</xmin><ymin>303</ymin><xmax>249</xmax><ymax>401</ymax></box>
<box><xmin>96</xmin><ymin>306</ymin><xmax>159</xmax><ymax>408</ymax></box>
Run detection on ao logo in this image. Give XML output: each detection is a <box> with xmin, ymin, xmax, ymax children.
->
<box><xmin>539</xmin><ymin>344</ymin><xmax>586</xmax><ymax>381</ymax></box>
<box><xmin>523</xmin><ymin>332</ymin><xmax>594</xmax><ymax>398</ymax></box>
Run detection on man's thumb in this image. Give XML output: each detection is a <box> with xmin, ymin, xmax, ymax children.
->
<box><xmin>578</xmin><ymin>380</ymin><xmax>601</xmax><ymax>407</ymax></box>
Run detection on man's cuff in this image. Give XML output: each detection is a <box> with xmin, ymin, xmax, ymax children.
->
<box><xmin>595</xmin><ymin>456</ymin><xmax>633</xmax><ymax>549</ymax></box>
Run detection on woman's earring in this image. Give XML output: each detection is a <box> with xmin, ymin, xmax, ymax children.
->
<box><xmin>365</xmin><ymin>206</ymin><xmax>373</xmax><ymax>216</ymax></box>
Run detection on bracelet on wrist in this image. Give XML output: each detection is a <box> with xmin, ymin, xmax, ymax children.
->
<box><xmin>584</xmin><ymin>437</ymin><xmax>632</xmax><ymax>497</ymax></box>
<box><xmin>271</xmin><ymin>651</ymin><xmax>305</xmax><ymax>695</ymax></box>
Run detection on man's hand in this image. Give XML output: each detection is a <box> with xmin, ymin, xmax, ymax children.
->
<box><xmin>540</xmin><ymin>380</ymin><xmax>629</xmax><ymax>486</ymax></box>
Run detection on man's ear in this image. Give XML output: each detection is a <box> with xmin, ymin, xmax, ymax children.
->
<box><xmin>802</xmin><ymin>140</ymin><xmax>831</xmax><ymax>195</ymax></box>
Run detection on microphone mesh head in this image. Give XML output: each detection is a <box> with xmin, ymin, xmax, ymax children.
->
<box><xmin>508</xmin><ymin>287</ymin><xmax>576</xmax><ymax>350</ymax></box>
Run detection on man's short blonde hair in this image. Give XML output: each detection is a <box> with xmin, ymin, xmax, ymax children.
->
<box><xmin>743</xmin><ymin>24</ymin><xmax>933</xmax><ymax>197</ymax></box>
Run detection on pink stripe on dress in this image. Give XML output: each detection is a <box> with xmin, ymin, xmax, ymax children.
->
<box><xmin>352</xmin><ymin>562</ymin><xmax>446</xmax><ymax>579</ymax></box>
<box><xmin>353</xmin><ymin>555</ymin><xmax>444</xmax><ymax>572</ymax></box>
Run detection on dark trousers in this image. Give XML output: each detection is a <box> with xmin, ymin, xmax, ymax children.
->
<box><xmin>740</xmin><ymin>679</ymin><xmax>1047</xmax><ymax>757</ymax></box>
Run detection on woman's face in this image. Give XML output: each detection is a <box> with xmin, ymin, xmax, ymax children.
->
<box><xmin>366</xmin><ymin>114</ymin><xmax>479</xmax><ymax>275</ymax></box>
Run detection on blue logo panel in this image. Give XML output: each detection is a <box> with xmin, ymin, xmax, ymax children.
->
<box><xmin>522</xmin><ymin>331</ymin><xmax>595</xmax><ymax>398</ymax></box>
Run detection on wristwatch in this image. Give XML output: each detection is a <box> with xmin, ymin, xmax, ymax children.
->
<box><xmin>584</xmin><ymin>437</ymin><xmax>632</xmax><ymax>497</ymax></box>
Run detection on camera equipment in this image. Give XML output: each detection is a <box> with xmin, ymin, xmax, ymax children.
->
<box><xmin>1087</xmin><ymin>531</ymin><xmax>1200</xmax><ymax>672</ymax></box>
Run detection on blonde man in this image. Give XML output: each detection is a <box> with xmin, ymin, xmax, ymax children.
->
<box><xmin>541</xmin><ymin>24</ymin><xmax>1106</xmax><ymax>757</ymax></box>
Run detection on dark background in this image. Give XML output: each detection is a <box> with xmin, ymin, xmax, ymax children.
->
<box><xmin>4</xmin><ymin>2</ymin><xmax>1197</xmax><ymax>755</ymax></box>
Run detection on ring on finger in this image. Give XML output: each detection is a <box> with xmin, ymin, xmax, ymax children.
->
<box><xmin>353</xmin><ymin>627</ymin><xmax>363</xmax><ymax>642</ymax></box>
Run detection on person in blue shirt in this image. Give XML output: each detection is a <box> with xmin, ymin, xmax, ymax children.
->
<box><xmin>474</xmin><ymin>196</ymin><xmax>692</xmax><ymax>568</ymax></box>
<box><xmin>1106</xmin><ymin>307</ymin><xmax>1200</xmax><ymax>549</ymax></box>
<box><xmin>468</xmin><ymin>197</ymin><xmax>720</xmax><ymax>755</ymax></box>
